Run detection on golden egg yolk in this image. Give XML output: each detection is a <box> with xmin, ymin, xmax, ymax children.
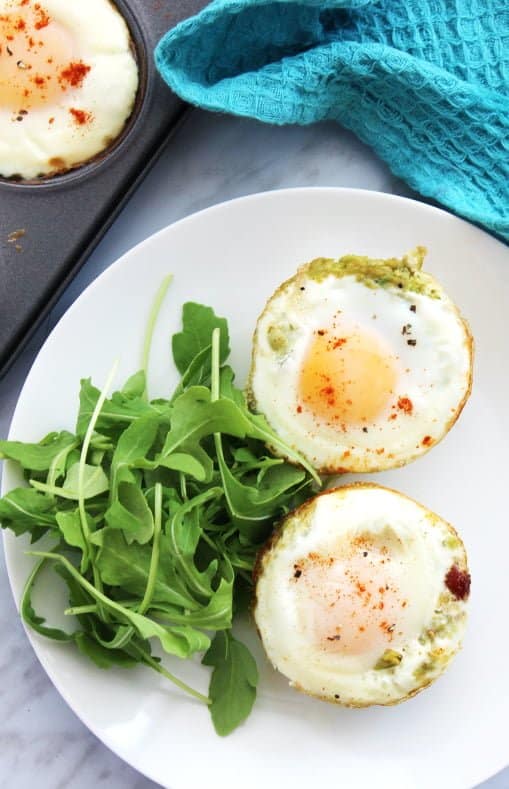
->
<box><xmin>0</xmin><ymin>2</ymin><xmax>76</xmax><ymax>111</ymax></box>
<box><xmin>294</xmin><ymin>538</ymin><xmax>413</xmax><ymax>658</ymax></box>
<box><xmin>299</xmin><ymin>325</ymin><xmax>397</xmax><ymax>426</ymax></box>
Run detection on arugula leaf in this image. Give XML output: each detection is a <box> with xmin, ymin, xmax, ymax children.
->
<box><xmin>94</xmin><ymin>528</ymin><xmax>198</xmax><ymax>610</ymax></box>
<box><xmin>110</xmin><ymin>414</ymin><xmax>160</xmax><ymax>495</ymax></box>
<box><xmin>121</xmin><ymin>370</ymin><xmax>146</xmax><ymax>399</ymax></box>
<box><xmin>64</xmin><ymin>462</ymin><xmax>110</xmax><ymax>498</ymax></box>
<box><xmin>166</xmin><ymin>488</ymin><xmax>223</xmax><ymax>599</ymax></box>
<box><xmin>0</xmin><ymin>488</ymin><xmax>57</xmax><ymax>535</ymax></box>
<box><xmin>155</xmin><ymin>448</ymin><xmax>212</xmax><ymax>482</ymax></box>
<box><xmin>31</xmin><ymin>463</ymin><xmax>109</xmax><ymax>501</ymax></box>
<box><xmin>21</xmin><ymin>557</ymin><xmax>75</xmax><ymax>642</ymax></box>
<box><xmin>74</xmin><ymin>632</ymin><xmax>140</xmax><ymax>669</ymax></box>
<box><xmin>158</xmin><ymin>386</ymin><xmax>253</xmax><ymax>461</ymax></box>
<box><xmin>203</xmin><ymin>630</ymin><xmax>258</xmax><ymax>736</ymax></box>
<box><xmin>55</xmin><ymin>509</ymin><xmax>91</xmax><ymax>571</ymax></box>
<box><xmin>104</xmin><ymin>482</ymin><xmax>154</xmax><ymax>544</ymax></box>
<box><xmin>28</xmin><ymin>551</ymin><xmax>210</xmax><ymax>658</ymax></box>
<box><xmin>172</xmin><ymin>303</ymin><xmax>229</xmax><ymax>375</ymax></box>
<box><xmin>76</xmin><ymin>378</ymin><xmax>155</xmax><ymax>438</ymax></box>
<box><xmin>150</xmin><ymin>574</ymin><xmax>233</xmax><ymax>630</ymax></box>
<box><xmin>0</xmin><ymin>431</ymin><xmax>76</xmax><ymax>472</ymax></box>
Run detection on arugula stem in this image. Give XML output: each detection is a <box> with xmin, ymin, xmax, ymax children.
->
<box><xmin>179</xmin><ymin>472</ymin><xmax>188</xmax><ymax>501</ymax></box>
<box><xmin>65</xmin><ymin>604</ymin><xmax>98</xmax><ymax>616</ymax></box>
<box><xmin>47</xmin><ymin>441</ymin><xmax>78</xmax><ymax>488</ymax></box>
<box><xmin>141</xmin><ymin>274</ymin><xmax>173</xmax><ymax>401</ymax></box>
<box><xmin>211</xmin><ymin>328</ymin><xmax>221</xmax><ymax>402</ymax></box>
<box><xmin>139</xmin><ymin>482</ymin><xmax>162</xmax><ymax>615</ymax></box>
<box><xmin>134</xmin><ymin>645</ymin><xmax>210</xmax><ymax>705</ymax></box>
<box><xmin>200</xmin><ymin>530</ymin><xmax>219</xmax><ymax>552</ymax></box>
<box><xmin>78</xmin><ymin>360</ymin><xmax>119</xmax><ymax>604</ymax></box>
<box><xmin>211</xmin><ymin>328</ymin><xmax>229</xmax><ymax>505</ymax></box>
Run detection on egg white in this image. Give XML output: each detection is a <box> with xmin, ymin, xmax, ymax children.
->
<box><xmin>249</xmin><ymin>254</ymin><xmax>473</xmax><ymax>473</ymax></box>
<box><xmin>0</xmin><ymin>0</ymin><xmax>138</xmax><ymax>178</ymax></box>
<box><xmin>254</xmin><ymin>484</ymin><xmax>469</xmax><ymax>707</ymax></box>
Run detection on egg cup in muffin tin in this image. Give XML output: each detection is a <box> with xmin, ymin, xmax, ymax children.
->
<box><xmin>0</xmin><ymin>0</ymin><xmax>207</xmax><ymax>378</ymax></box>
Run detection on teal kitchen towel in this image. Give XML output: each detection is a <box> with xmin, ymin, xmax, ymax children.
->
<box><xmin>155</xmin><ymin>0</ymin><xmax>509</xmax><ymax>241</ymax></box>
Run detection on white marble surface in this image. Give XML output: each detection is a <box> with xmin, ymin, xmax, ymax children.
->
<box><xmin>0</xmin><ymin>109</ymin><xmax>506</xmax><ymax>789</ymax></box>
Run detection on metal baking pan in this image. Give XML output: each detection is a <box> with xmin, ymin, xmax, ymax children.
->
<box><xmin>0</xmin><ymin>0</ymin><xmax>206</xmax><ymax>379</ymax></box>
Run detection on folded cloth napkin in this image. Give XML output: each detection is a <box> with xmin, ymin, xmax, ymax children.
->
<box><xmin>155</xmin><ymin>0</ymin><xmax>509</xmax><ymax>241</ymax></box>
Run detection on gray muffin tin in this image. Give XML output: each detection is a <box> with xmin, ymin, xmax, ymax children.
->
<box><xmin>0</xmin><ymin>0</ymin><xmax>206</xmax><ymax>378</ymax></box>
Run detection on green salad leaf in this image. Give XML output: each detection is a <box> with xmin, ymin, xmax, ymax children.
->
<box><xmin>0</xmin><ymin>286</ymin><xmax>320</xmax><ymax>735</ymax></box>
<box><xmin>203</xmin><ymin>630</ymin><xmax>259</xmax><ymax>736</ymax></box>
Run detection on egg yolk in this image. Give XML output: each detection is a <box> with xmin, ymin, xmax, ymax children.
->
<box><xmin>299</xmin><ymin>324</ymin><xmax>397</xmax><ymax>426</ymax></box>
<box><xmin>0</xmin><ymin>1</ymin><xmax>77</xmax><ymax>111</ymax></box>
<box><xmin>294</xmin><ymin>536</ymin><xmax>413</xmax><ymax>658</ymax></box>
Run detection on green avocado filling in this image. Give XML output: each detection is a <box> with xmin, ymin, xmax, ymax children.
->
<box><xmin>267</xmin><ymin>324</ymin><xmax>290</xmax><ymax>353</ymax></box>
<box><xmin>374</xmin><ymin>649</ymin><xmax>403</xmax><ymax>670</ymax></box>
<box><xmin>306</xmin><ymin>246</ymin><xmax>440</xmax><ymax>298</ymax></box>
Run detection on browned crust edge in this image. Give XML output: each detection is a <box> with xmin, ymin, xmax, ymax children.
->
<box><xmin>252</xmin><ymin>482</ymin><xmax>469</xmax><ymax>708</ymax></box>
<box><xmin>246</xmin><ymin>260</ymin><xmax>475</xmax><ymax>475</ymax></box>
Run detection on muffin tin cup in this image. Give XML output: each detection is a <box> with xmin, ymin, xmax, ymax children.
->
<box><xmin>0</xmin><ymin>0</ymin><xmax>206</xmax><ymax>376</ymax></box>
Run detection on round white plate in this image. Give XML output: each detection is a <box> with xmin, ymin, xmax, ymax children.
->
<box><xmin>3</xmin><ymin>188</ymin><xmax>508</xmax><ymax>789</ymax></box>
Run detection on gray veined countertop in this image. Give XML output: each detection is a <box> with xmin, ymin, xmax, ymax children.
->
<box><xmin>0</xmin><ymin>109</ymin><xmax>506</xmax><ymax>789</ymax></box>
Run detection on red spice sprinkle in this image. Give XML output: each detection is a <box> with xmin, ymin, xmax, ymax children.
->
<box><xmin>34</xmin><ymin>4</ymin><xmax>50</xmax><ymax>29</ymax></box>
<box><xmin>389</xmin><ymin>413</ymin><xmax>397</xmax><ymax>421</ymax></box>
<box><xmin>33</xmin><ymin>75</ymin><xmax>45</xmax><ymax>86</ymax></box>
<box><xmin>15</xmin><ymin>18</ymin><xmax>26</xmax><ymax>30</ymax></box>
<box><xmin>422</xmin><ymin>435</ymin><xmax>433</xmax><ymax>446</ymax></box>
<box><xmin>319</xmin><ymin>385</ymin><xmax>336</xmax><ymax>406</ymax></box>
<box><xmin>48</xmin><ymin>116</ymin><xmax>54</xmax><ymax>123</ymax></box>
<box><xmin>69</xmin><ymin>107</ymin><xmax>92</xmax><ymax>125</ymax></box>
<box><xmin>445</xmin><ymin>565</ymin><xmax>471</xmax><ymax>600</ymax></box>
<box><xmin>59</xmin><ymin>61</ymin><xmax>91</xmax><ymax>89</ymax></box>
<box><xmin>397</xmin><ymin>396</ymin><xmax>413</xmax><ymax>414</ymax></box>
<box><xmin>328</xmin><ymin>337</ymin><xmax>347</xmax><ymax>350</ymax></box>
<box><xmin>296</xmin><ymin>405</ymin><xmax>302</xmax><ymax>414</ymax></box>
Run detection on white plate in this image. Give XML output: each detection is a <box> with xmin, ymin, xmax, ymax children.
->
<box><xmin>3</xmin><ymin>188</ymin><xmax>508</xmax><ymax>789</ymax></box>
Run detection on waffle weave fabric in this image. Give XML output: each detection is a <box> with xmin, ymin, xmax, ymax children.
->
<box><xmin>155</xmin><ymin>0</ymin><xmax>509</xmax><ymax>240</ymax></box>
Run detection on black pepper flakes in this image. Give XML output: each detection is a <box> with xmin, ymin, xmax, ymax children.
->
<box><xmin>407</xmin><ymin>339</ymin><xmax>417</xmax><ymax>346</ymax></box>
<box><xmin>294</xmin><ymin>569</ymin><xmax>302</xmax><ymax>579</ymax></box>
<box><xmin>6</xmin><ymin>45</ymin><xmax>13</xmax><ymax>56</ymax></box>
<box><xmin>410</xmin><ymin>305</ymin><xmax>416</xmax><ymax>312</ymax></box>
<box><xmin>362</xmin><ymin>426</ymin><xmax>368</xmax><ymax>433</ymax></box>
<box><xmin>326</xmin><ymin>635</ymin><xmax>341</xmax><ymax>641</ymax></box>
<box><xmin>401</xmin><ymin>323</ymin><xmax>412</xmax><ymax>335</ymax></box>
<box><xmin>363</xmin><ymin>551</ymin><xmax>368</xmax><ymax>557</ymax></box>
